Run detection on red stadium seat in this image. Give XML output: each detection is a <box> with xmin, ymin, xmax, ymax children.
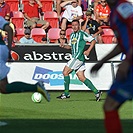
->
<box><xmin>101</xmin><ymin>28</ymin><xmax>115</xmax><ymax>44</ymax></box>
<box><xmin>44</xmin><ymin>11</ymin><xmax>59</xmax><ymax>28</ymax></box>
<box><xmin>11</xmin><ymin>11</ymin><xmax>24</xmax><ymax>28</ymax></box>
<box><xmin>31</xmin><ymin>28</ymin><xmax>46</xmax><ymax>43</ymax></box>
<box><xmin>15</xmin><ymin>28</ymin><xmax>25</xmax><ymax>41</ymax></box>
<box><xmin>5</xmin><ymin>0</ymin><xmax>19</xmax><ymax>11</ymax></box>
<box><xmin>100</xmin><ymin>25</ymin><xmax>111</xmax><ymax>29</ymax></box>
<box><xmin>66</xmin><ymin>28</ymin><xmax>73</xmax><ymax>41</ymax></box>
<box><xmin>41</xmin><ymin>0</ymin><xmax>53</xmax><ymax>12</ymax></box>
<box><xmin>47</xmin><ymin>28</ymin><xmax>61</xmax><ymax>43</ymax></box>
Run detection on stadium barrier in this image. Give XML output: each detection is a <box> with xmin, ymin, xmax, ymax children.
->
<box><xmin>8</xmin><ymin>44</ymin><xmax>123</xmax><ymax>90</ymax></box>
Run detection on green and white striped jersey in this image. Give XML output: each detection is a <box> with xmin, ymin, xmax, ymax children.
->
<box><xmin>69</xmin><ymin>30</ymin><xmax>95</xmax><ymax>62</ymax></box>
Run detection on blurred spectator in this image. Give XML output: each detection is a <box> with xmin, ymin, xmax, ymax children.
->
<box><xmin>0</xmin><ymin>0</ymin><xmax>10</xmax><ymax>17</ymax></box>
<box><xmin>56</xmin><ymin>0</ymin><xmax>81</xmax><ymax>17</ymax></box>
<box><xmin>60</xmin><ymin>0</ymin><xmax>83</xmax><ymax>30</ymax></box>
<box><xmin>81</xmin><ymin>10</ymin><xmax>103</xmax><ymax>43</ymax></box>
<box><xmin>95</xmin><ymin>0</ymin><xmax>110</xmax><ymax>25</ymax></box>
<box><xmin>81</xmin><ymin>0</ymin><xmax>88</xmax><ymax>11</ymax></box>
<box><xmin>19</xmin><ymin>28</ymin><xmax>37</xmax><ymax>44</ymax></box>
<box><xmin>5</xmin><ymin>15</ymin><xmax>15</xmax><ymax>36</ymax></box>
<box><xmin>0</xmin><ymin>30</ymin><xmax>8</xmax><ymax>45</ymax></box>
<box><xmin>0</xmin><ymin>15</ymin><xmax>15</xmax><ymax>44</ymax></box>
<box><xmin>41</xmin><ymin>37</ymin><xmax>47</xmax><ymax>44</ymax></box>
<box><xmin>91</xmin><ymin>0</ymin><xmax>100</xmax><ymax>19</ymax></box>
<box><xmin>57</xmin><ymin>29</ymin><xmax>68</xmax><ymax>43</ymax></box>
<box><xmin>24</xmin><ymin>0</ymin><xmax>49</xmax><ymax>31</ymax></box>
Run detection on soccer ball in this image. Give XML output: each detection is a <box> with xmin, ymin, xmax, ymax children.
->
<box><xmin>31</xmin><ymin>92</ymin><xmax>42</xmax><ymax>103</ymax></box>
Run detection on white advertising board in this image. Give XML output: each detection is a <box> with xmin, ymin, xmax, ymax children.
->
<box><xmin>7</xmin><ymin>62</ymin><xmax>119</xmax><ymax>90</ymax></box>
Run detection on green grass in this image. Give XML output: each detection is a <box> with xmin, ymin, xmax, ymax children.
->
<box><xmin>0</xmin><ymin>92</ymin><xmax>133</xmax><ymax>133</ymax></box>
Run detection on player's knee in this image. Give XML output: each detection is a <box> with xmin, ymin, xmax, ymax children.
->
<box><xmin>63</xmin><ymin>71</ymin><xmax>68</xmax><ymax>76</ymax></box>
<box><xmin>77</xmin><ymin>76</ymin><xmax>84</xmax><ymax>82</ymax></box>
<box><xmin>103</xmin><ymin>101</ymin><xmax>117</xmax><ymax>112</ymax></box>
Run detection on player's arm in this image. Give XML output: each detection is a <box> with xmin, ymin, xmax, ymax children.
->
<box><xmin>84</xmin><ymin>39</ymin><xmax>96</xmax><ymax>56</ymax></box>
<box><xmin>90</xmin><ymin>44</ymin><xmax>122</xmax><ymax>74</ymax></box>
<box><xmin>83</xmin><ymin>33</ymin><xmax>96</xmax><ymax>56</ymax></box>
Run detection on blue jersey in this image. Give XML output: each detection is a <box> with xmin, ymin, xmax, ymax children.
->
<box><xmin>108</xmin><ymin>0</ymin><xmax>133</xmax><ymax>103</ymax></box>
<box><xmin>110</xmin><ymin>0</ymin><xmax>133</xmax><ymax>59</ymax></box>
<box><xmin>0</xmin><ymin>16</ymin><xmax>9</xmax><ymax>45</ymax></box>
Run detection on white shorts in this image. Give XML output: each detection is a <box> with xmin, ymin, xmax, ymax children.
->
<box><xmin>0</xmin><ymin>45</ymin><xmax>10</xmax><ymax>80</ymax></box>
<box><xmin>66</xmin><ymin>58</ymin><xmax>86</xmax><ymax>73</ymax></box>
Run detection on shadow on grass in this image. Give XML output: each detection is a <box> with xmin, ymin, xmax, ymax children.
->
<box><xmin>0</xmin><ymin>119</ymin><xmax>133</xmax><ymax>133</ymax></box>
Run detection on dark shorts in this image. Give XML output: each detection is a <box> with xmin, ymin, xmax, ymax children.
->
<box><xmin>108</xmin><ymin>67</ymin><xmax>133</xmax><ymax>104</ymax></box>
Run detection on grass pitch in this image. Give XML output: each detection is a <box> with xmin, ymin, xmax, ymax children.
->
<box><xmin>0</xmin><ymin>91</ymin><xmax>133</xmax><ymax>133</ymax></box>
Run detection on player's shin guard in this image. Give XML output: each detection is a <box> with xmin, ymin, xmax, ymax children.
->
<box><xmin>83</xmin><ymin>78</ymin><xmax>98</xmax><ymax>94</ymax></box>
<box><xmin>104</xmin><ymin>110</ymin><xmax>122</xmax><ymax>133</ymax></box>
<box><xmin>64</xmin><ymin>76</ymin><xmax>70</xmax><ymax>96</ymax></box>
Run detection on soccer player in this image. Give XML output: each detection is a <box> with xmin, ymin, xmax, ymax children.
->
<box><xmin>57</xmin><ymin>20</ymin><xmax>102</xmax><ymax>101</ymax></box>
<box><xmin>0</xmin><ymin>16</ymin><xmax>50</xmax><ymax>102</ymax></box>
<box><xmin>90</xmin><ymin>0</ymin><xmax>133</xmax><ymax>133</ymax></box>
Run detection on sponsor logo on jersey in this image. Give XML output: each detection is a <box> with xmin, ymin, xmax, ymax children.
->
<box><xmin>117</xmin><ymin>3</ymin><xmax>133</xmax><ymax>19</ymax></box>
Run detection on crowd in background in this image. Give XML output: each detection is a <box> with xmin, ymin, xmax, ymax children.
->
<box><xmin>0</xmin><ymin>0</ymin><xmax>132</xmax><ymax>45</ymax></box>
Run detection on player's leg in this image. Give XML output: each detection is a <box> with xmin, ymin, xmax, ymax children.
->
<box><xmin>76</xmin><ymin>65</ymin><xmax>102</xmax><ymax>101</ymax></box>
<box><xmin>103</xmin><ymin>69</ymin><xmax>133</xmax><ymax>133</ymax></box>
<box><xmin>63</xmin><ymin>66</ymin><xmax>72</xmax><ymax>96</ymax></box>
<box><xmin>57</xmin><ymin>65</ymin><xmax>72</xmax><ymax>99</ymax></box>
<box><xmin>103</xmin><ymin>96</ymin><xmax>122</xmax><ymax>133</ymax></box>
<box><xmin>0</xmin><ymin>78</ymin><xmax>50</xmax><ymax>102</ymax></box>
<box><xmin>76</xmin><ymin>70</ymin><xmax>99</xmax><ymax>93</ymax></box>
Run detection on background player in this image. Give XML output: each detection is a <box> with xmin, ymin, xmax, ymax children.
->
<box><xmin>0</xmin><ymin>16</ymin><xmax>50</xmax><ymax>102</ymax></box>
<box><xmin>57</xmin><ymin>20</ymin><xmax>102</xmax><ymax>101</ymax></box>
<box><xmin>90</xmin><ymin>0</ymin><xmax>133</xmax><ymax>133</ymax></box>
